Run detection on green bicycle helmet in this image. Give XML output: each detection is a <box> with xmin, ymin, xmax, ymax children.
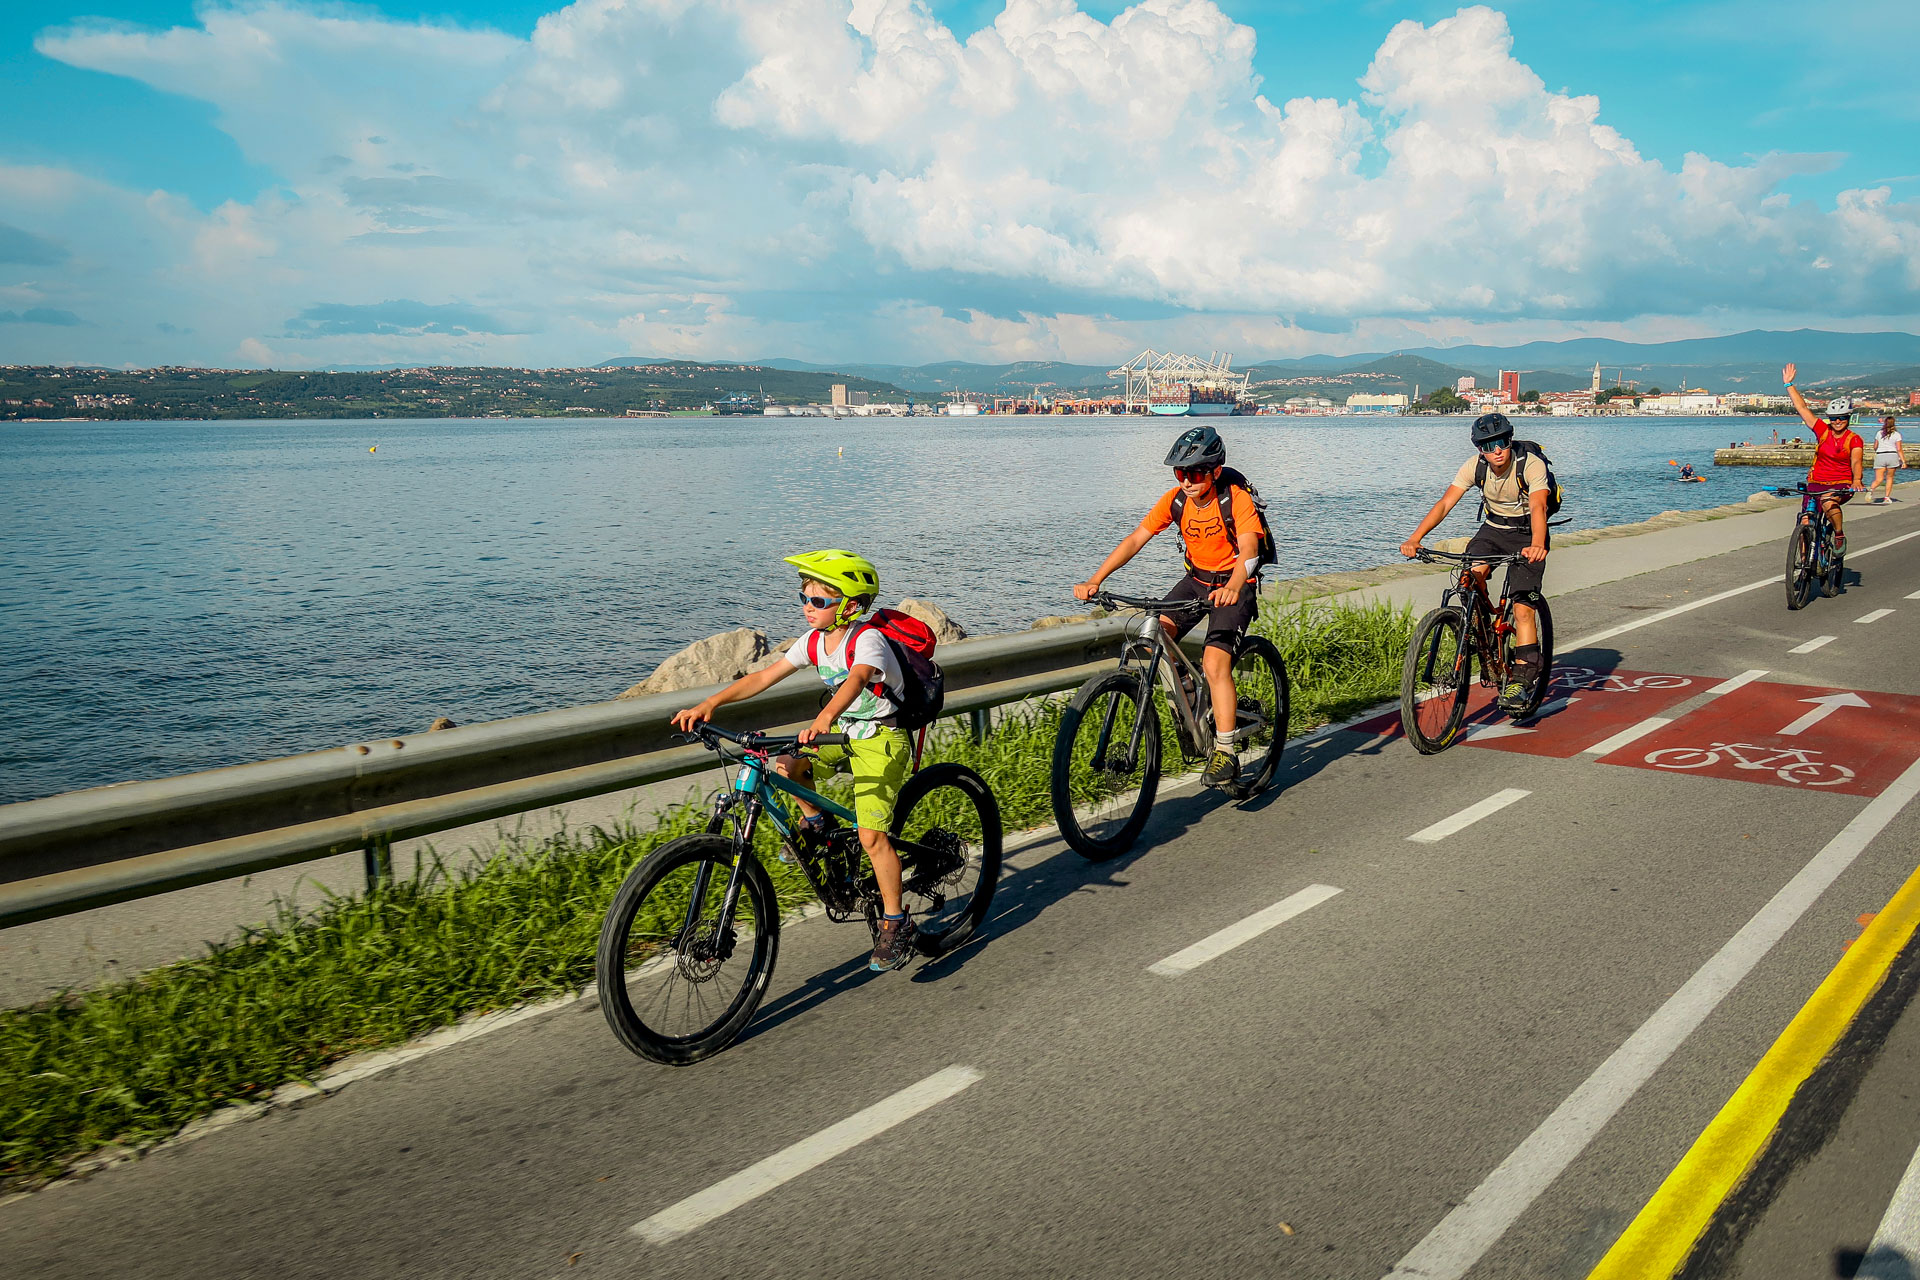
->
<box><xmin>783</xmin><ymin>549</ymin><xmax>879</xmax><ymax>625</ymax></box>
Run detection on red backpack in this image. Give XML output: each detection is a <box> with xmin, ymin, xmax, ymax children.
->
<box><xmin>807</xmin><ymin>608</ymin><xmax>947</xmax><ymax>731</ymax></box>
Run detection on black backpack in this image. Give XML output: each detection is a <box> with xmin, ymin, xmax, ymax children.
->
<box><xmin>1170</xmin><ymin>466</ymin><xmax>1278</xmax><ymax>579</ymax></box>
<box><xmin>1474</xmin><ymin>440</ymin><xmax>1565</xmax><ymax>521</ymax></box>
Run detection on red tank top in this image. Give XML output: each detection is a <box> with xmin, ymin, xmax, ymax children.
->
<box><xmin>1809</xmin><ymin>420</ymin><xmax>1861</xmax><ymax>485</ymax></box>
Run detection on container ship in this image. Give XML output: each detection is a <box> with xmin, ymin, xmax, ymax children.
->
<box><xmin>1148</xmin><ymin>383</ymin><xmax>1253</xmax><ymax>416</ymax></box>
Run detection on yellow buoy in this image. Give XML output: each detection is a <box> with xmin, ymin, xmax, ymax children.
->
<box><xmin>369</xmin><ymin>445</ymin><xmax>377</xmax><ymax>453</ymax></box>
<box><xmin>837</xmin><ymin>446</ymin><xmax>843</xmax><ymax>457</ymax></box>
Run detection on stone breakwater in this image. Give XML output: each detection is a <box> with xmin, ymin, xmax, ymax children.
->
<box><xmin>1716</xmin><ymin>441</ymin><xmax>1920</xmax><ymax>467</ymax></box>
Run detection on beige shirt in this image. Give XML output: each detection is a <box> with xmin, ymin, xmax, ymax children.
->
<box><xmin>1453</xmin><ymin>451</ymin><xmax>1549</xmax><ymax>521</ymax></box>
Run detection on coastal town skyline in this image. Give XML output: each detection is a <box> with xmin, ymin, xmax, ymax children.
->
<box><xmin>3</xmin><ymin>0</ymin><xmax>1917</xmax><ymax>370</ymax></box>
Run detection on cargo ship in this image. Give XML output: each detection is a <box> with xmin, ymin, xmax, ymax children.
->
<box><xmin>711</xmin><ymin>392</ymin><xmax>766</xmax><ymax>415</ymax></box>
<box><xmin>1148</xmin><ymin>383</ymin><xmax>1254</xmax><ymax>416</ymax></box>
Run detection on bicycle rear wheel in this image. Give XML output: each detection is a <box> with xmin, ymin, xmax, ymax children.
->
<box><xmin>1784</xmin><ymin>523</ymin><xmax>1815</xmax><ymax>610</ymax></box>
<box><xmin>1500</xmin><ymin>594</ymin><xmax>1555</xmax><ymax>721</ymax></box>
<box><xmin>1401</xmin><ymin>606</ymin><xmax>1470</xmax><ymax>754</ymax></box>
<box><xmin>595</xmin><ymin>834</ymin><xmax>778</xmax><ymax>1066</ymax></box>
<box><xmin>1227</xmin><ymin>635</ymin><xmax>1289</xmax><ymax>795</ymax></box>
<box><xmin>890</xmin><ymin>762</ymin><xmax>1003</xmax><ymax>956</ymax></box>
<box><xmin>1051</xmin><ymin>670</ymin><xmax>1162</xmax><ymax>860</ymax></box>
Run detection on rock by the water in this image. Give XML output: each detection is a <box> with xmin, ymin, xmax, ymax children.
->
<box><xmin>621</xmin><ymin>627</ymin><xmax>773</xmax><ymax>698</ymax></box>
<box><xmin>895</xmin><ymin>598</ymin><xmax>967</xmax><ymax>643</ymax></box>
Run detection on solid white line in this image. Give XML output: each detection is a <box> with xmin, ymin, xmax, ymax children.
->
<box><xmin>1566</xmin><ymin>528</ymin><xmax>1920</xmax><ymax>650</ymax></box>
<box><xmin>631</xmin><ymin>1066</ymin><xmax>983</xmax><ymax>1244</ymax></box>
<box><xmin>1386</xmin><ymin>754</ymin><xmax>1920</xmax><ymax>1280</ymax></box>
<box><xmin>1147</xmin><ymin>884</ymin><xmax>1342</xmax><ymax>977</ymax></box>
<box><xmin>1789</xmin><ymin>635</ymin><xmax>1837</xmax><ymax>654</ymax></box>
<box><xmin>1864</xmin><ymin>1139</ymin><xmax>1920</xmax><ymax>1270</ymax></box>
<box><xmin>1857</xmin><ymin>608</ymin><xmax>1895</xmax><ymax>624</ymax></box>
<box><xmin>1406</xmin><ymin>789</ymin><xmax>1532</xmax><ymax>844</ymax></box>
<box><xmin>1582</xmin><ymin>717</ymin><xmax>1673</xmax><ymax>757</ymax></box>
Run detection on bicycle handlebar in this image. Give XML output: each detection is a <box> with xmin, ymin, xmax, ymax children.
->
<box><xmin>1774</xmin><ymin>484</ymin><xmax>1858</xmax><ymax>497</ymax></box>
<box><xmin>1408</xmin><ymin>548</ymin><xmax>1530</xmax><ymax>567</ymax></box>
<box><xmin>1086</xmin><ymin>589</ymin><xmax>1212</xmax><ymax>616</ymax></box>
<box><xmin>678</xmin><ymin>722</ymin><xmax>850</xmax><ymax>754</ymax></box>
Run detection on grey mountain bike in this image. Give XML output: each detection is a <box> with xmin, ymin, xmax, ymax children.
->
<box><xmin>596</xmin><ymin>722</ymin><xmax>1001</xmax><ymax>1065</ymax></box>
<box><xmin>1048</xmin><ymin>590</ymin><xmax>1289</xmax><ymax>860</ymax></box>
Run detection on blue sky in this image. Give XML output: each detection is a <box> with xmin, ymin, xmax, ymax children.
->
<box><xmin>2</xmin><ymin>0</ymin><xmax>1916</xmax><ymax>368</ymax></box>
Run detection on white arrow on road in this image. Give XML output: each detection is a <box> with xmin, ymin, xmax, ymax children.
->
<box><xmin>1778</xmin><ymin>692</ymin><xmax>1871</xmax><ymax>736</ymax></box>
<box><xmin>1465</xmin><ymin>697</ymin><xmax>1578</xmax><ymax>739</ymax></box>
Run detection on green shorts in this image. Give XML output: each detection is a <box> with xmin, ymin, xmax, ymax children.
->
<box><xmin>812</xmin><ymin>727</ymin><xmax>911</xmax><ymax>831</ymax></box>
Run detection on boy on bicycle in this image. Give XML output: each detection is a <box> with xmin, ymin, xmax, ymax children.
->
<box><xmin>1400</xmin><ymin>412</ymin><xmax>1549</xmax><ymax>713</ymax></box>
<box><xmin>1073</xmin><ymin>425</ymin><xmax>1261</xmax><ymax>789</ymax></box>
<box><xmin>668</xmin><ymin>549</ymin><xmax>918</xmax><ymax>972</ymax></box>
<box><xmin>1782</xmin><ymin>363</ymin><xmax>1864</xmax><ymax>552</ymax></box>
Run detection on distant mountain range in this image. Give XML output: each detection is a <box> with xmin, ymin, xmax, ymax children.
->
<box><xmin>619</xmin><ymin>329</ymin><xmax>1919</xmax><ymax>399</ymax></box>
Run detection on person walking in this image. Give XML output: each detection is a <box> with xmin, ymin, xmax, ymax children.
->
<box><xmin>1870</xmin><ymin>416</ymin><xmax>1904</xmax><ymax>503</ymax></box>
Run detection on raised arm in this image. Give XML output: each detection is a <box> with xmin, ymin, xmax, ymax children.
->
<box><xmin>1782</xmin><ymin>363</ymin><xmax>1821</xmax><ymax>433</ymax></box>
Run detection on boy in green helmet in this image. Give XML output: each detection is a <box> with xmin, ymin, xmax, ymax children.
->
<box><xmin>669</xmin><ymin>549</ymin><xmax>918</xmax><ymax>972</ymax></box>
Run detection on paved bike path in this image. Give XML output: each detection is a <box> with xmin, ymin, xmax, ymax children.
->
<box><xmin>6</xmin><ymin>503</ymin><xmax>1920</xmax><ymax>1280</ymax></box>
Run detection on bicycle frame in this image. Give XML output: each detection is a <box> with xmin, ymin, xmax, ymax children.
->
<box><xmin>1112</xmin><ymin>611</ymin><xmax>1214</xmax><ymax>760</ymax></box>
<box><xmin>1436</xmin><ymin>560</ymin><xmax>1523</xmax><ymax>689</ymax></box>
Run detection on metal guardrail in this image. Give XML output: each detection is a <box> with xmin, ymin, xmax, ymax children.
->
<box><xmin>0</xmin><ymin>616</ymin><xmax>1142</xmax><ymax>929</ymax></box>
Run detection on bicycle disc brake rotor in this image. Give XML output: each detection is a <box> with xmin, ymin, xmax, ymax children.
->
<box><xmin>673</xmin><ymin>916</ymin><xmax>738</xmax><ymax>982</ymax></box>
<box><xmin>905</xmin><ymin>829</ymin><xmax>966</xmax><ymax>895</ymax></box>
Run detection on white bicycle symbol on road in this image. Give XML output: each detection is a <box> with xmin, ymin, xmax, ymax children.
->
<box><xmin>1644</xmin><ymin>742</ymin><xmax>1855</xmax><ymax>786</ymax></box>
<box><xmin>1551</xmin><ymin>666</ymin><xmax>1695</xmax><ymax>694</ymax></box>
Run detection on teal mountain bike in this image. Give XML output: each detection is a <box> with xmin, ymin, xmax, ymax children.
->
<box><xmin>596</xmin><ymin>723</ymin><xmax>1001</xmax><ymax>1065</ymax></box>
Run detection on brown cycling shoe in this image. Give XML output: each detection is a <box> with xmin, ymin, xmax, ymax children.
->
<box><xmin>869</xmin><ymin>914</ymin><xmax>918</xmax><ymax>972</ymax></box>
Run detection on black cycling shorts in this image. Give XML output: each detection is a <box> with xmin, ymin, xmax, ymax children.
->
<box><xmin>1162</xmin><ymin>573</ymin><xmax>1257</xmax><ymax>652</ymax></box>
<box><xmin>1465</xmin><ymin>521</ymin><xmax>1548</xmax><ymax>597</ymax></box>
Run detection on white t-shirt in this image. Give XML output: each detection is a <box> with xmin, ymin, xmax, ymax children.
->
<box><xmin>783</xmin><ymin>625</ymin><xmax>903</xmax><ymax>739</ymax></box>
<box><xmin>1876</xmin><ymin>431</ymin><xmax>1904</xmax><ymax>459</ymax></box>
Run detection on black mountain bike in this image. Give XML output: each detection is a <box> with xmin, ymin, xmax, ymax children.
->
<box><xmin>1048</xmin><ymin>590</ymin><xmax>1289</xmax><ymax>860</ymax></box>
<box><xmin>1778</xmin><ymin>484</ymin><xmax>1854</xmax><ymax>609</ymax></box>
<box><xmin>596</xmin><ymin>723</ymin><xmax>1001</xmax><ymax>1065</ymax></box>
<box><xmin>1400</xmin><ymin>549</ymin><xmax>1555</xmax><ymax>754</ymax></box>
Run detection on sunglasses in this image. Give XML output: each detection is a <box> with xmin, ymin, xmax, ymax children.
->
<box><xmin>1478</xmin><ymin>439</ymin><xmax>1513</xmax><ymax>454</ymax></box>
<box><xmin>1174</xmin><ymin>466</ymin><xmax>1216</xmax><ymax>482</ymax></box>
<box><xmin>798</xmin><ymin>591</ymin><xmax>845</xmax><ymax>610</ymax></box>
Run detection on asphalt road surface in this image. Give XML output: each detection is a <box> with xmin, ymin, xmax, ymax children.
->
<box><xmin>10</xmin><ymin>502</ymin><xmax>1920</xmax><ymax>1280</ymax></box>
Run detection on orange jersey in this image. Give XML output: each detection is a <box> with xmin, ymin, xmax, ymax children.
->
<box><xmin>1144</xmin><ymin>483</ymin><xmax>1261</xmax><ymax>575</ymax></box>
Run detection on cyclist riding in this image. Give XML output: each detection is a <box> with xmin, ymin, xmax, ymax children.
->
<box><xmin>1400</xmin><ymin>412</ymin><xmax>1550</xmax><ymax>713</ymax></box>
<box><xmin>1073</xmin><ymin>425</ymin><xmax>1262</xmax><ymax>789</ymax></box>
<box><xmin>1782</xmin><ymin>363</ymin><xmax>1864</xmax><ymax>554</ymax></box>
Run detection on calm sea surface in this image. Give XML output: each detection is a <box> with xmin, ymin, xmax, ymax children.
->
<box><xmin>1</xmin><ymin>413</ymin><xmax>1798</xmax><ymax>802</ymax></box>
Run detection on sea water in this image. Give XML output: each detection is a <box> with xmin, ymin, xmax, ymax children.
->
<box><xmin>0</xmin><ymin>413</ymin><xmax>1795</xmax><ymax>801</ymax></box>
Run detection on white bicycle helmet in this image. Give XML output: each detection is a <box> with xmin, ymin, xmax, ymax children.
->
<box><xmin>1826</xmin><ymin>396</ymin><xmax>1853</xmax><ymax>417</ymax></box>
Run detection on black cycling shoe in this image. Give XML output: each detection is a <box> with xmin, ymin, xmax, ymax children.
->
<box><xmin>1498</xmin><ymin>664</ymin><xmax>1540</xmax><ymax>714</ymax></box>
<box><xmin>1201</xmin><ymin>749</ymin><xmax>1240</xmax><ymax>788</ymax></box>
<box><xmin>869</xmin><ymin>915</ymin><xmax>917</xmax><ymax>971</ymax></box>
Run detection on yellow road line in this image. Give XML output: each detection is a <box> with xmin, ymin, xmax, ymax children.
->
<box><xmin>1589</xmin><ymin>859</ymin><xmax>1920</xmax><ymax>1279</ymax></box>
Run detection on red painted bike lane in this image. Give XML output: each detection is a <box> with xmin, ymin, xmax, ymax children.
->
<box><xmin>1596</xmin><ymin>682</ymin><xmax>1920</xmax><ymax>798</ymax></box>
<box><xmin>1355</xmin><ymin>666</ymin><xmax>1703</xmax><ymax>758</ymax></box>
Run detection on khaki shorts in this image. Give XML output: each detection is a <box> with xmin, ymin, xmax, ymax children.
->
<box><xmin>812</xmin><ymin>727</ymin><xmax>911</xmax><ymax>831</ymax></box>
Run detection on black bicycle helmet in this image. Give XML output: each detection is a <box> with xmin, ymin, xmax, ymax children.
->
<box><xmin>1164</xmin><ymin>425</ymin><xmax>1226</xmax><ymax>469</ymax></box>
<box><xmin>1470</xmin><ymin>412</ymin><xmax>1514</xmax><ymax>448</ymax></box>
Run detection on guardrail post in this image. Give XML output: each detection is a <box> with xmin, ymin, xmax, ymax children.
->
<box><xmin>969</xmin><ymin>709</ymin><xmax>990</xmax><ymax>743</ymax></box>
<box><xmin>363</xmin><ymin>835</ymin><xmax>393</xmax><ymax>890</ymax></box>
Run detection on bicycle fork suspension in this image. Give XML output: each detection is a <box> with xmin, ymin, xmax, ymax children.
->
<box><xmin>680</xmin><ymin>797</ymin><xmax>760</xmax><ymax>949</ymax></box>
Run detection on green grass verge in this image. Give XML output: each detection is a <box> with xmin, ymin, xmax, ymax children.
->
<box><xmin>0</xmin><ymin>596</ymin><xmax>1412</xmax><ymax>1186</ymax></box>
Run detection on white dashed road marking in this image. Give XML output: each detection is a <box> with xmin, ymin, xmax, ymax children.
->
<box><xmin>1580</xmin><ymin>669</ymin><xmax>1769</xmax><ymax>756</ymax></box>
<box><xmin>631</xmin><ymin>1066</ymin><xmax>983</xmax><ymax>1244</ymax></box>
<box><xmin>1857</xmin><ymin>609</ymin><xmax>1895</xmax><ymax>624</ymax></box>
<box><xmin>1147</xmin><ymin>885</ymin><xmax>1343</xmax><ymax>977</ymax></box>
<box><xmin>1406</xmin><ymin>789</ymin><xmax>1531</xmax><ymax>844</ymax></box>
<box><xmin>1789</xmin><ymin>635</ymin><xmax>1837</xmax><ymax>654</ymax></box>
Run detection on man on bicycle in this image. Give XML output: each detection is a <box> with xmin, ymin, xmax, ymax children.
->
<box><xmin>1073</xmin><ymin>425</ymin><xmax>1261</xmax><ymax>789</ymax></box>
<box><xmin>1400</xmin><ymin>412</ymin><xmax>1549</xmax><ymax>713</ymax></box>
<box><xmin>1782</xmin><ymin>363</ymin><xmax>1864</xmax><ymax>553</ymax></box>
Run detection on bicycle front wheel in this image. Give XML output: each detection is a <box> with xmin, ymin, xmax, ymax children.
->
<box><xmin>1785</xmin><ymin>523</ymin><xmax>1815</xmax><ymax>610</ymax></box>
<box><xmin>891</xmin><ymin>762</ymin><xmax>1003</xmax><ymax>956</ymax></box>
<box><xmin>1051</xmin><ymin>670</ymin><xmax>1162</xmax><ymax>860</ymax></box>
<box><xmin>595</xmin><ymin>834</ymin><xmax>778</xmax><ymax>1066</ymax></box>
<box><xmin>1228</xmin><ymin>635</ymin><xmax>1290</xmax><ymax>795</ymax></box>
<box><xmin>1401</xmin><ymin>606</ymin><xmax>1470</xmax><ymax>754</ymax></box>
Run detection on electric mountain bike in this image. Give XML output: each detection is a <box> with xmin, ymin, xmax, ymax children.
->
<box><xmin>1048</xmin><ymin>590</ymin><xmax>1289</xmax><ymax>860</ymax></box>
<box><xmin>1399</xmin><ymin>549</ymin><xmax>1555</xmax><ymax>754</ymax></box>
<box><xmin>1778</xmin><ymin>484</ymin><xmax>1854</xmax><ymax>609</ymax></box>
<box><xmin>596</xmin><ymin>723</ymin><xmax>1001</xmax><ymax>1065</ymax></box>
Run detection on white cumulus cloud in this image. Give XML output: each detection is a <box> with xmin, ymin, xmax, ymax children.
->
<box><xmin>3</xmin><ymin>0</ymin><xmax>1914</xmax><ymax>367</ymax></box>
